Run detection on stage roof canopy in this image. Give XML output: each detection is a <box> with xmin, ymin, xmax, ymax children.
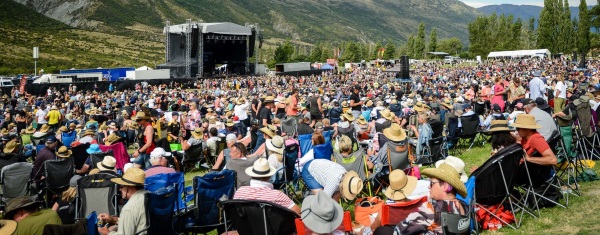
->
<box><xmin>164</xmin><ymin>22</ymin><xmax>252</xmax><ymax>35</ymax></box>
<box><xmin>487</xmin><ymin>49</ymin><xmax>551</xmax><ymax>58</ymax></box>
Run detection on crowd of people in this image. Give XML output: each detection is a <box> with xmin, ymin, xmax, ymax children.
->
<box><xmin>0</xmin><ymin>56</ymin><xmax>598</xmax><ymax>234</ymax></box>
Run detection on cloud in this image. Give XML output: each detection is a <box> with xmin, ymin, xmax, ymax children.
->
<box><xmin>460</xmin><ymin>0</ymin><xmax>581</xmax><ymax>8</ymax></box>
<box><xmin>460</xmin><ymin>1</ymin><xmax>492</xmax><ymax>8</ymax></box>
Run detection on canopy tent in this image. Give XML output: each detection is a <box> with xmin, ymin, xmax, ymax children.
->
<box><xmin>164</xmin><ymin>22</ymin><xmax>252</xmax><ymax>35</ymax></box>
<box><xmin>321</xmin><ymin>64</ymin><xmax>334</xmax><ymax>70</ymax></box>
<box><xmin>384</xmin><ymin>66</ymin><xmax>401</xmax><ymax>72</ymax></box>
<box><xmin>487</xmin><ymin>49</ymin><xmax>551</xmax><ymax>58</ymax></box>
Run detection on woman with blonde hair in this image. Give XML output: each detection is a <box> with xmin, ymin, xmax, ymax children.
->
<box><xmin>554</xmin><ymin>73</ymin><xmax>567</xmax><ymax>113</ymax></box>
<box><xmin>52</xmin><ymin>175</ymin><xmax>81</xmax><ymax>224</ymax></box>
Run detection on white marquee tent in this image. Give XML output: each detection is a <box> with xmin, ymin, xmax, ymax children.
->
<box><xmin>487</xmin><ymin>49</ymin><xmax>551</xmax><ymax>58</ymax></box>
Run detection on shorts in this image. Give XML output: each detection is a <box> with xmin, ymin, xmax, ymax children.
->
<box><xmin>310</xmin><ymin>114</ymin><xmax>323</xmax><ymax>121</ymax></box>
<box><xmin>132</xmin><ymin>153</ymin><xmax>150</xmax><ymax>169</ymax></box>
<box><xmin>301</xmin><ymin>160</ymin><xmax>324</xmax><ymax>190</ymax></box>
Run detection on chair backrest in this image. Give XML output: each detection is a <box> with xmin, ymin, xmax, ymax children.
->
<box><xmin>333</xmin><ymin>149</ymin><xmax>367</xmax><ymax>180</ymax></box>
<box><xmin>295</xmin><ymin>211</ymin><xmax>353</xmax><ymax>235</ymax></box>
<box><xmin>281</xmin><ymin>118</ymin><xmax>298</xmax><ymax>137</ymax></box>
<box><xmin>145</xmin><ymin>172</ymin><xmax>185</xmax><ymax>211</ymax></box>
<box><xmin>31</xmin><ymin>134</ymin><xmax>48</xmax><ymax>146</ymax></box>
<box><xmin>216</xmin><ymin>137</ymin><xmax>227</xmax><ymax>157</ymax></box>
<box><xmin>222</xmin><ymin>199</ymin><xmax>299</xmax><ymax>235</ymax></box>
<box><xmin>471</xmin><ymin>143</ymin><xmax>523</xmax><ymax>205</ymax></box>
<box><xmin>381</xmin><ymin>196</ymin><xmax>428</xmax><ymax>226</ymax></box>
<box><xmin>386</xmin><ymin>139</ymin><xmax>410</xmax><ymax>171</ymax></box>
<box><xmin>278</xmin><ymin>141</ymin><xmax>300</xmax><ymax>183</ymax></box>
<box><xmin>44</xmin><ymin>158</ymin><xmax>75</xmax><ymax>189</ymax></box>
<box><xmin>61</xmin><ymin>131</ymin><xmax>77</xmax><ymax>148</ymax></box>
<box><xmin>194</xmin><ymin>170</ymin><xmax>237</xmax><ymax>227</ymax></box>
<box><xmin>184</xmin><ymin>143</ymin><xmax>205</xmax><ymax>162</ymax></box>
<box><xmin>71</xmin><ymin>143</ymin><xmax>91</xmax><ymax>170</ymax></box>
<box><xmin>1</xmin><ymin>162</ymin><xmax>33</xmax><ymax>200</ymax></box>
<box><xmin>313</xmin><ymin>143</ymin><xmax>333</xmax><ymax>160</ymax></box>
<box><xmin>42</xmin><ymin>217</ymin><xmax>88</xmax><ymax>235</ymax></box>
<box><xmin>428</xmin><ymin>119</ymin><xmax>444</xmax><ymax>137</ymax></box>
<box><xmin>77</xmin><ymin>173</ymin><xmax>118</xmax><ymax>218</ymax></box>
<box><xmin>145</xmin><ymin>185</ymin><xmax>178</xmax><ymax>235</ymax></box>
<box><xmin>441</xmin><ymin>212</ymin><xmax>471</xmax><ymax>235</ymax></box>
<box><xmin>298</xmin><ymin>134</ymin><xmax>313</xmax><ymax>157</ymax></box>
<box><xmin>460</xmin><ymin>115</ymin><xmax>480</xmax><ymax>136</ymax></box>
<box><xmin>378</xmin><ymin>133</ymin><xmax>389</xmax><ymax>149</ymax></box>
<box><xmin>427</xmin><ymin>136</ymin><xmax>446</xmax><ymax>163</ymax></box>
<box><xmin>21</xmin><ymin>134</ymin><xmax>32</xmax><ymax>145</ymax></box>
<box><xmin>322</xmin><ymin>130</ymin><xmax>333</xmax><ymax>145</ymax></box>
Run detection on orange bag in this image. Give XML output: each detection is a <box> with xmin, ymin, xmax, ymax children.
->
<box><xmin>354</xmin><ymin>197</ymin><xmax>384</xmax><ymax>227</ymax></box>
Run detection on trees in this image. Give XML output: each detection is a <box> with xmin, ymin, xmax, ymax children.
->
<box><xmin>578</xmin><ymin>0</ymin><xmax>591</xmax><ymax>58</ymax></box>
<box><xmin>468</xmin><ymin>14</ymin><xmax>526</xmax><ymax>56</ymax></box>
<box><xmin>437</xmin><ymin>38</ymin><xmax>462</xmax><ymax>55</ymax></box>
<box><xmin>428</xmin><ymin>28</ymin><xmax>437</xmax><ymax>53</ymax></box>
<box><xmin>383</xmin><ymin>40</ymin><xmax>396</xmax><ymax>60</ymax></box>
<box><xmin>414</xmin><ymin>22</ymin><xmax>426</xmax><ymax>59</ymax></box>
<box><xmin>273</xmin><ymin>40</ymin><xmax>294</xmax><ymax>63</ymax></box>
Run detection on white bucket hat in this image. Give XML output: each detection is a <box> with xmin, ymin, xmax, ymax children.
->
<box><xmin>435</xmin><ymin>156</ymin><xmax>468</xmax><ymax>183</ymax></box>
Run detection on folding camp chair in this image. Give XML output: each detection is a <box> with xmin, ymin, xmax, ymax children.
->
<box><xmin>42</xmin><ymin>217</ymin><xmax>88</xmax><ymax>235</ymax></box>
<box><xmin>447</xmin><ymin>116</ymin><xmax>461</xmax><ymax>155</ymax></box>
<box><xmin>470</xmin><ymin>143</ymin><xmax>537</xmax><ymax>229</ymax></box>
<box><xmin>273</xmin><ymin>139</ymin><xmax>305</xmax><ymax>204</ymax></box>
<box><xmin>75</xmin><ymin>173</ymin><xmax>119</xmax><ymax>220</ymax></box>
<box><xmin>548</xmin><ymin>130</ymin><xmax>582</xmax><ymax>205</ymax></box>
<box><xmin>44</xmin><ymin>158</ymin><xmax>75</xmax><ymax>208</ymax></box>
<box><xmin>182</xmin><ymin>143</ymin><xmax>207</xmax><ymax>172</ymax></box>
<box><xmin>458</xmin><ymin>115</ymin><xmax>481</xmax><ymax>151</ymax></box>
<box><xmin>0</xmin><ymin>162</ymin><xmax>33</xmax><ymax>210</ymax></box>
<box><xmin>178</xmin><ymin>169</ymin><xmax>236</xmax><ymax>234</ymax></box>
<box><xmin>370</xmin><ymin>139</ymin><xmax>411</xmax><ymax>195</ymax></box>
<box><xmin>89</xmin><ymin>150</ymin><xmax>114</xmax><ymax>171</ymax></box>
<box><xmin>145</xmin><ymin>172</ymin><xmax>188</xmax><ymax>212</ymax></box>
<box><xmin>441</xmin><ymin>212</ymin><xmax>471</xmax><ymax>235</ymax></box>
<box><xmin>281</xmin><ymin>118</ymin><xmax>298</xmax><ymax>138</ymax></box>
<box><xmin>380</xmin><ymin>196</ymin><xmax>429</xmax><ymax>227</ymax></box>
<box><xmin>295</xmin><ymin>211</ymin><xmax>353</xmax><ymax>235</ymax></box>
<box><xmin>31</xmin><ymin>134</ymin><xmax>48</xmax><ymax>156</ymax></box>
<box><xmin>61</xmin><ymin>131</ymin><xmax>77</xmax><ymax>148</ymax></box>
<box><xmin>136</xmin><ymin>185</ymin><xmax>178</xmax><ymax>235</ymax></box>
<box><xmin>222</xmin><ymin>199</ymin><xmax>300</xmax><ymax>235</ymax></box>
<box><xmin>322</xmin><ymin>130</ymin><xmax>333</xmax><ymax>145</ymax></box>
<box><xmin>313</xmin><ymin>143</ymin><xmax>333</xmax><ymax>160</ymax></box>
<box><xmin>298</xmin><ymin>134</ymin><xmax>313</xmax><ymax>157</ymax></box>
<box><xmin>414</xmin><ymin>136</ymin><xmax>446</xmax><ymax>166</ymax></box>
<box><xmin>71</xmin><ymin>143</ymin><xmax>91</xmax><ymax>171</ymax></box>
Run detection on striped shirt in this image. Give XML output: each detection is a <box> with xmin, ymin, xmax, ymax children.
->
<box><xmin>307</xmin><ymin>159</ymin><xmax>347</xmax><ymax>197</ymax></box>
<box><xmin>234</xmin><ymin>179</ymin><xmax>295</xmax><ymax>209</ymax></box>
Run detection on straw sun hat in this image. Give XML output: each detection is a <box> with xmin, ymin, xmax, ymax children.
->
<box><xmin>259</xmin><ymin>125</ymin><xmax>277</xmax><ymax>138</ymax></box>
<box><xmin>339</xmin><ymin>170</ymin><xmax>363</xmax><ymax>200</ymax></box>
<box><xmin>384</xmin><ymin>169</ymin><xmax>418</xmax><ymax>201</ymax></box>
<box><xmin>484</xmin><ymin>120</ymin><xmax>512</xmax><ymax>133</ymax></box>
<box><xmin>191</xmin><ymin>128</ymin><xmax>204</xmax><ymax>139</ymax></box>
<box><xmin>510</xmin><ymin>114</ymin><xmax>541</xmax><ymax>129</ymax></box>
<box><xmin>342</xmin><ymin>111</ymin><xmax>355</xmax><ymax>122</ymax></box>
<box><xmin>383</xmin><ymin>123</ymin><xmax>407</xmax><ymax>142</ymax></box>
<box><xmin>421</xmin><ymin>163</ymin><xmax>467</xmax><ymax>197</ymax></box>
<box><xmin>111</xmin><ymin>168</ymin><xmax>146</xmax><ymax>186</ymax></box>
<box><xmin>104</xmin><ymin>133</ymin><xmax>122</xmax><ymax>145</ymax></box>
<box><xmin>435</xmin><ymin>156</ymin><xmax>468</xmax><ymax>183</ymax></box>
<box><xmin>56</xmin><ymin>146</ymin><xmax>72</xmax><ymax>158</ymax></box>
<box><xmin>0</xmin><ymin>220</ymin><xmax>17</xmax><ymax>234</ymax></box>
<box><xmin>3</xmin><ymin>140</ymin><xmax>16</xmax><ymax>154</ymax></box>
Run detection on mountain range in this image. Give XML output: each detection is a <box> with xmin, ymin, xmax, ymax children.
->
<box><xmin>478</xmin><ymin>4</ymin><xmax>593</xmax><ymax>22</ymax></box>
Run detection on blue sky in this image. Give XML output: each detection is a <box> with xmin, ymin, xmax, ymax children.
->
<box><xmin>459</xmin><ymin>0</ymin><xmax>581</xmax><ymax>8</ymax></box>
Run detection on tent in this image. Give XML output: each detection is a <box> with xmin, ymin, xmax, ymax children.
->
<box><xmin>487</xmin><ymin>49</ymin><xmax>551</xmax><ymax>58</ymax></box>
<box><xmin>321</xmin><ymin>64</ymin><xmax>334</xmax><ymax>70</ymax></box>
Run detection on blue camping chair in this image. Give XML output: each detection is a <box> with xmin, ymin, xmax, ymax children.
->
<box><xmin>177</xmin><ymin>169</ymin><xmax>237</xmax><ymax>234</ymax></box>
<box><xmin>298</xmin><ymin>134</ymin><xmax>313</xmax><ymax>157</ymax></box>
<box><xmin>61</xmin><ymin>131</ymin><xmax>77</xmax><ymax>148</ymax></box>
<box><xmin>313</xmin><ymin>143</ymin><xmax>333</xmax><ymax>160</ymax></box>
<box><xmin>86</xmin><ymin>211</ymin><xmax>98</xmax><ymax>235</ymax></box>
<box><xmin>322</xmin><ymin>130</ymin><xmax>333</xmax><ymax>145</ymax></box>
<box><xmin>138</xmin><ymin>185</ymin><xmax>178</xmax><ymax>235</ymax></box>
<box><xmin>145</xmin><ymin>172</ymin><xmax>189</xmax><ymax>212</ymax></box>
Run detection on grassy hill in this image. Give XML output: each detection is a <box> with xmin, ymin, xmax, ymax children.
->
<box><xmin>0</xmin><ymin>0</ymin><xmax>163</xmax><ymax>75</ymax></box>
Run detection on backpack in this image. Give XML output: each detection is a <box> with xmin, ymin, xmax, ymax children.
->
<box><xmin>576</xmin><ymin>102</ymin><xmax>593</xmax><ymax>137</ymax></box>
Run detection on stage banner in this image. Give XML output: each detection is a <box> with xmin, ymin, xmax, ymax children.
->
<box><xmin>19</xmin><ymin>75</ymin><xmax>27</xmax><ymax>94</ymax></box>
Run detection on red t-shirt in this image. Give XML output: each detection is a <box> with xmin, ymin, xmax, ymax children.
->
<box><xmin>521</xmin><ymin>132</ymin><xmax>549</xmax><ymax>156</ymax></box>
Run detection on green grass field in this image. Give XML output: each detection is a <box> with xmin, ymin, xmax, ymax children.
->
<box><xmin>181</xmin><ymin>143</ymin><xmax>600</xmax><ymax>234</ymax></box>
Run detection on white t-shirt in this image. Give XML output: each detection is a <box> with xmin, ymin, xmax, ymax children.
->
<box><xmin>36</xmin><ymin>109</ymin><xmax>48</xmax><ymax>124</ymax></box>
<box><xmin>554</xmin><ymin>81</ymin><xmax>567</xmax><ymax>99</ymax></box>
<box><xmin>148</xmin><ymin>99</ymin><xmax>155</xmax><ymax>108</ymax></box>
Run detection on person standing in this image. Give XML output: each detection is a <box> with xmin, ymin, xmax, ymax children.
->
<box><xmin>308</xmin><ymin>93</ymin><xmax>323</xmax><ymax>127</ymax></box>
<box><xmin>554</xmin><ymin>74</ymin><xmax>567</xmax><ymax>113</ymax></box>
<box><xmin>132</xmin><ymin>112</ymin><xmax>155</xmax><ymax>169</ymax></box>
<box><xmin>491</xmin><ymin>77</ymin><xmax>506</xmax><ymax>112</ymax></box>
<box><xmin>529</xmin><ymin>70</ymin><xmax>546</xmax><ymax>101</ymax></box>
<box><xmin>350</xmin><ymin>85</ymin><xmax>363</xmax><ymax>119</ymax></box>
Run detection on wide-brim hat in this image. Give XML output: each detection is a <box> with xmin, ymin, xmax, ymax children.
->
<box><xmin>441</xmin><ymin>101</ymin><xmax>453</xmax><ymax>110</ymax></box>
<box><xmin>236</xmin><ymin>98</ymin><xmax>245</xmax><ymax>105</ymax></box>
<box><xmin>104</xmin><ymin>133</ymin><xmax>121</xmax><ymax>145</ymax></box>
<box><xmin>86</xmin><ymin>144</ymin><xmax>102</xmax><ymax>154</ymax></box>
<box><xmin>225</xmin><ymin>120</ymin><xmax>235</xmax><ymax>127</ymax></box>
<box><xmin>245</xmin><ymin>158</ymin><xmax>277</xmax><ymax>178</ymax></box>
<box><xmin>413</xmin><ymin>102</ymin><xmax>425</xmax><ymax>112</ymax></box>
<box><xmin>383</xmin><ymin>123</ymin><xmax>407</xmax><ymax>142</ymax></box>
<box><xmin>0</xmin><ymin>220</ymin><xmax>17</xmax><ymax>234</ymax></box>
<box><xmin>421</xmin><ymin>163</ymin><xmax>467</xmax><ymax>198</ymax></box>
<box><xmin>435</xmin><ymin>156</ymin><xmax>468</xmax><ymax>183</ymax></box>
<box><xmin>25</xmin><ymin>125</ymin><xmax>35</xmax><ymax>134</ymax></box>
<box><xmin>58</xmin><ymin>126</ymin><xmax>68</xmax><ymax>132</ymax></box>
<box><xmin>484</xmin><ymin>120</ymin><xmax>512</xmax><ymax>133</ymax></box>
<box><xmin>111</xmin><ymin>168</ymin><xmax>146</xmax><ymax>186</ymax></box>
<box><xmin>3</xmin><ymin>140</ymin><xmax>16</xmax><ymax>154</ymax></box>
<box><xmin>341</xmin><ymin>101</ymin><xmax>349</xmax><ymax>108</ymax></box>
<box><xmin>56</xmin><ymin>146</ymin><xmax>72</xmax><ymax>158</ymax></box>
<box><xmin>135</xmin><ymin>111</ymin><xmax>151</xmax><ymax>121</ymax></box>
<box><xmin>259</xmin><ymin>125</ymin><xmax>277</xmax><ymax>138</ymax></box>
<box><xmin>266</xmin><ymin>135</ymin><xmax>284</xmax><ymax>155</ymax></box>
<box><xmin>97</xmin><ymin>156</ymin><xmax>117</xmax><ymax>172</ymax></box>
<box><xmin>510</xmin><ymin>114</ymin><xmax>541</xmax><ymax>129</ymax></box>
<box><xmin>39</xmin><ymin>124</ymin><xmax>50</xmax><ymax>133</ymax></box>
<box><xmin>357</xmin><ymin>116</ymin><xmax>367</xmax><ymax>125</ymax></box>
<box><xmin>384</xmin><ymin>169</ymin><xmax>418</xmax><ymax>201</ymax></box>
<box><xmin>263</xmin><ymin>96</ymin><xmax>275</xmax><ymax>103</ymax></box>
<box><xmin>82</xmin><ymin>129</ymin><xmax>96</xmax><ymax>137</ymax></box>
<box><xmin>191</xmin><ymin>128</ymin><xmax>204</xmax><ymax>139</ymax></box>
<box><xmin>4</xmin><ymin>196</ymin><xmax>41</xmax><ymax>220</ymax></box>
<box><xmin>301</xmin><ymin>192</ymin><xmax>343</xmax><ymax>234</ymax></box>
<box><xmin>339</xmin><ymin>170</ymin><xmax>363</xmax><ymax>200</ymax></box>
<box><xmin>342</xmin><ymin>111</ymin><xmax>355</xmax><ymax>122</ymax></box>
<box><xmin>85</xmin><ymin>108</ymin><xmax>99</xmax><ymax>115</ymax></box>
<box><xmin>380</xmin><ymin>109</ymin><xmax>395</xmax><ymax>121</ymax></box>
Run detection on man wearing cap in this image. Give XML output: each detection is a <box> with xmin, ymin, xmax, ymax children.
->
<box><xmin>224</xmin><ymin>119</ymin><xmax>242</xmax><ymax>140</ymax></box>
<box><xmin>234</xmin><ymin>158</ymin><xmax>300</xmax><ymax>214</ymax></box>
<box><xmin>350</xmin><ymin>85</ymin><xmax>363</xmax><ymax>119</ymax></box>
<box><xmin>32</xmin><ymin>135</ymin><xmax>59</xmax><ymax>183</ymax></box>
<box><xmin>98</xmin><ymin>168</ymin><xmax>147</xmax><ymax>235</ymax></box>
<box><xmin>522</xmin><ymin>98</ymin><xmax>556</xmax><ymax>140</ymax></box>
<box><xmin>4</xmin><ymin>196</ymin><xmax>62</xmax><ymax>235</ymax></box>
<box><xmin>145</xmin><ymin>147</ymin><xmax>176</xmax><ymax>177</ymax></box>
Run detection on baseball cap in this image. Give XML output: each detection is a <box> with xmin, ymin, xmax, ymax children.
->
<box><xmin>226</xmin><ymin>133</ymin><xmax>237</xmax><ymax>142</ymax></box>
<box><xmin>492</xmin><ymin>103</ymin><xmax>501</xmax><ymax>112</ymax></box>
<box><xmin>46</xmin><ymin>135</ymin><xmax>58</xmax><ymax>143</ymax></box>
<box><xmin>522</xmin><ymin>98</ymin><xmax>535</xmax><ymax>106</ymax></box>
<box><xmin>150</xmin><ymin>147</ymin><xmax>171</xmax><ymax>158</ymax></box>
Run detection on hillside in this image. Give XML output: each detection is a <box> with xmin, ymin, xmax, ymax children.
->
<box><xmin>478</xmin><ymin>4</ymin><xmax>592</xmax><ymax>22</ymax></box>
<box><xmin>12</xmin><ymin>0</ymin><xmax>479</xmax><ymax>43</ymax></box>
<box><xmin>0</xmin><ymin>0</ymin><xmax>163</xmax><ymax>75</ymax></box>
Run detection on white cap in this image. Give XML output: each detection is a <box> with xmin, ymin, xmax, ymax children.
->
<box><xmin>226</xmin><ymin>133</ymin><xmax>237</xmax><ymax>142</ymax></box>
<box><xmin>150</xmin><ymin>147</ymin><xmax>171</xmax><ymax>158</ymax></box>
